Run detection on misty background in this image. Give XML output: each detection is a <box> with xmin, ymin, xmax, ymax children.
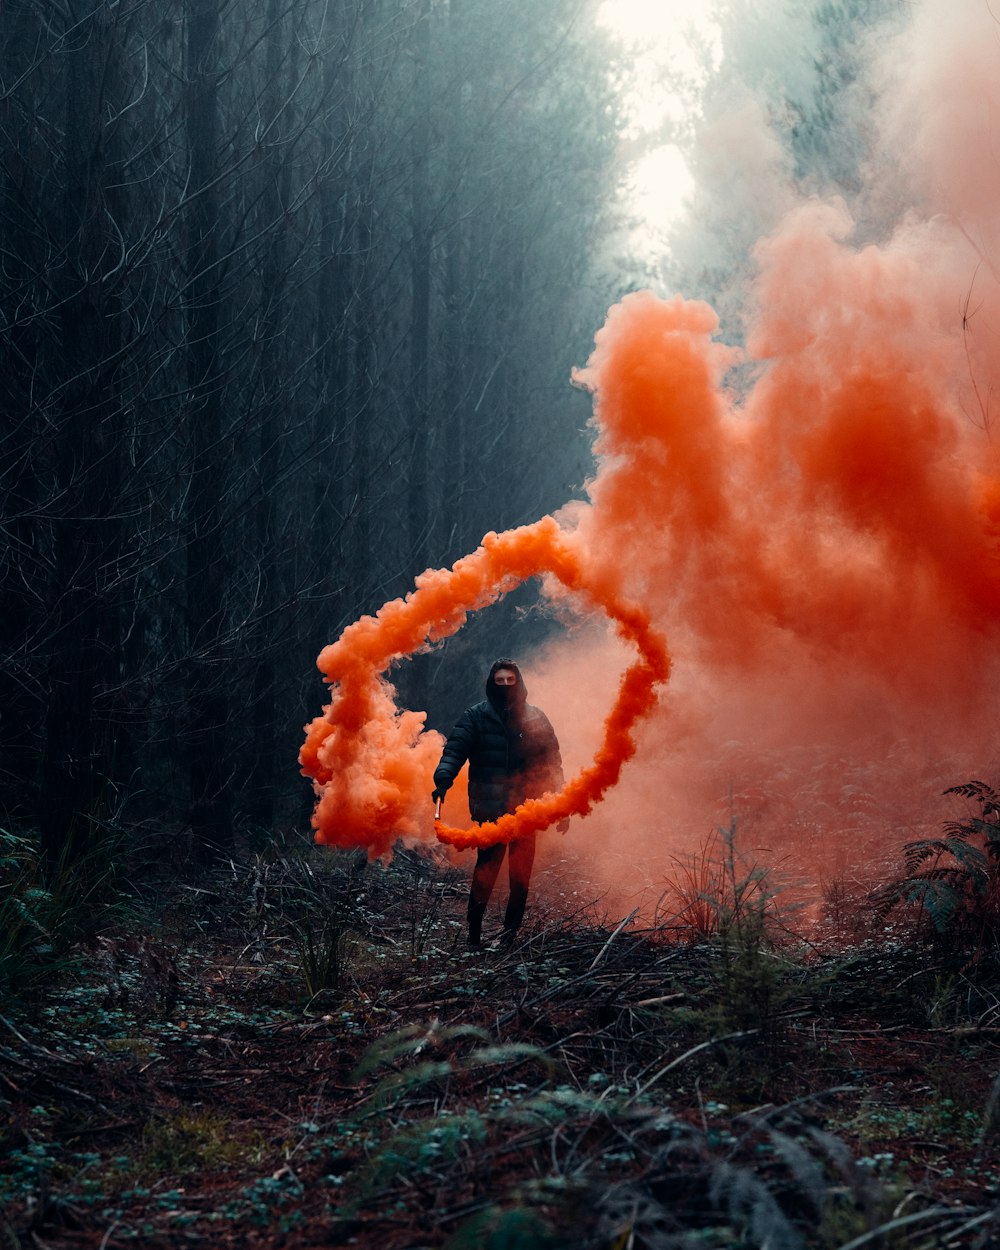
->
<box><xmin>1</xmin><ymin>0</ymin><xmax>913</xmax><ymax>869</ymax></box>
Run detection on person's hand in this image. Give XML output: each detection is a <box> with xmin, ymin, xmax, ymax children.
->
<box><xmin>556</xmin><ymin>818</ymin><xmax>570</xmax><ymax>835</ymax></box>
<box><xmin>432</xmin><ymin>787</ymin><xmax>448</xmax><ymax>803</ymax></box>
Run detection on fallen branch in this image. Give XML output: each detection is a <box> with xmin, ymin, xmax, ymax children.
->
<box><xmin>627</xmin><ymin>1031</ymin><xmax>759</xmax><ymax>1104</ymax></box>
<box><xmin>589</xmin><ymin>909</ymin><xmax>639</xmax><ymax>970</ymax></box>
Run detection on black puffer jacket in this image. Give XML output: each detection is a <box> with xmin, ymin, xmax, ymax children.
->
<box><xmin>433</xmin><ymin>659</ymin><xmax>564</xmax><ymax>824</ymax></box>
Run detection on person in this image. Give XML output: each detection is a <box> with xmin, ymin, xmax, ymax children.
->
<box><xmin>432</xmin><ymin>658</ymin><xmax>567</xmax><ymax>947</ymax></box>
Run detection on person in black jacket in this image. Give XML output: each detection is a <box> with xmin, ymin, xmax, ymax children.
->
<box><xmin>432</xmin><ymin>658</ymin><xmax>566</xmax><ymax>947</ymax></box>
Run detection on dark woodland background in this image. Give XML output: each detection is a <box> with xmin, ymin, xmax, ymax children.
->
<box><xmin>0</xmin><ymin>0</ymin><xmax>624</xmax><ymax>868</ymax></box>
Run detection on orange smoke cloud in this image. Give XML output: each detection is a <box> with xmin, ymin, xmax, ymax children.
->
<box><xmin>571</xmin><ymin>270</ymin><xmax>1000</xmax><ymax>688</ymax></box>
<box><xmin>303</xmin><ymin>275</ymin><xmax>1000</xmax><ymax>871</ymax></box>
<box><xmin>563</xmin><ymin>265</ymin><xmax>1000</xmax><ymax>883</ymax></box>
<box><xmin>299</xmin><ymin>519</ymin><xmax>669</xmax><ymax>860</ymax></box>
<box><xmin>304</xmin><ymin>3</ymin><xmax>1000</xmax><ymax>888</ymax></box>
<box><xmin>553</xmin><ymin>219</ymin><xmax>1000</xmax><ymax>910</ymax></box>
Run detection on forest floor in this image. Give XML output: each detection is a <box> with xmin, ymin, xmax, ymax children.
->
<box><xmin>2</xmin><ymin>841</ymin><xmax>1000</xmax><ymax>1250</ymax></box>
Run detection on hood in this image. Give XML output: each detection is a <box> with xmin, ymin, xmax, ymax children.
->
<box><xmin>485</xmin><ymin>657</ymin><xmax>528</xmax><ymax>713</ymax></box>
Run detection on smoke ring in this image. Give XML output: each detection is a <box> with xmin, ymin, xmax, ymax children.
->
<box><xmin>300</xmin><ymin>516</ymin><xmax>671</xmax><ymax>856</ymax></box>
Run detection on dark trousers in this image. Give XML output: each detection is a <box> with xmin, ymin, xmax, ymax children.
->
<box><xmin>467</xmin><ymin>835</ymin><xmax>536</xmax><ymax>938</ymax></box>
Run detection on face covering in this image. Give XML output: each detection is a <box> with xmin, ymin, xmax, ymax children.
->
<box><xmin>493</xmin><ymin>683</ymin><xmax>517</xmax><ymax>710</ymax></box>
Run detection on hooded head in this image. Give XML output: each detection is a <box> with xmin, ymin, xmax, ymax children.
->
<box><xmin>486</xmin><ymin>657</ymin><xmax>527</xmax><ymax>714</ymax></box>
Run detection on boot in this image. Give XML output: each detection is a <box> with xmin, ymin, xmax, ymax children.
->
<box><xmin>467</xmin><ymin>900</ymin><xmax>486</xmax><ymax>947</ymax></box>
<box><xmin>503</xmin><ymin>890</ymin><xmax>527</xmax><ymax>934</ymax></box>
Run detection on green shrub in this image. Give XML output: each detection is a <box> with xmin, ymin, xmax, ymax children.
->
<box><xmin>0</xmin><ymin>822</ymin><xmax>137</xmax><ymax>1003</ymax></box>
<box><xmin>662</xmin><ymin>822</ymin><xmax>802</xmax><ymax>1042</ymax></box>
<box><xmin>876</xmin><ymin>781</ymin><xmax>1000</xmax><ymax>957</ymax></box>
<box><xmin>0</xmin><ymin>829</ymin><xmax>78</xmax><ymax>1000</ymax></box>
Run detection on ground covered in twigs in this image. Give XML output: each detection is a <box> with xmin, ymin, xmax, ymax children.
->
<box><xmin>3</xmin><ymin>844</ymin><xmax>1000</xmax><ymax>1249</ymax></box>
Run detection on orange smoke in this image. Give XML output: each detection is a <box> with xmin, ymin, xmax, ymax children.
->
<box><xmin>571</xmin><ymin>276</ymin><xmax>1000</xmax><ymax>680</ymax></box>
<box><xmin>552</xmin><ymin>227</ymin><xmax>1000</xmax><ymax>912</ymax></box>
<box><xmin>303</xmin><ymin>277</ymin><xmax>1000</xmax><ymax>876</ymax></box>
<box><xmin>299</xmin><ymin>519</ymin><xmax>669</xmax><ymax>859</ymax></box>
<box><xmin>569</xmin><ymin>243</ymin><xmax>1000</xmax><ymax>705</ymax></box>
<box><xmin>304</xmin><ymin>3</ymin><xmax>1000</xmax><ymax>887</ymax></box>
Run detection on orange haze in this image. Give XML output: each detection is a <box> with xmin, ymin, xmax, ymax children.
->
<box><xmin>302</xmin><ymin>2</ymin><xmax>1000</xmax><ymax>908</ymax></box>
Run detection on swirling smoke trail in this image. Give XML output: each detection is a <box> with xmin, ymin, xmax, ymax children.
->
<box><xmin>299</xmin><ymin>516</ymin><xmax>669</xmax><ymax>860</ymax></box>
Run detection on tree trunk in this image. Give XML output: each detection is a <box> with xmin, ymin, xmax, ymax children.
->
<box><xmin>184</xmin><ymin>0</ymin><xmax>233</xmax><ymax>861</ymax></box>
<box><xmin>406</xmin><ymin>0</ymin><xmax>433</xmax><ymax>578</ymax></box>
<box><xmin>0</xmin><ymin>7</ymin><xmax>45</xmax><ymax>827</ymax></box>
<box><xmin>39</xmin><ymin>2</ymin><xmax>125</xmax><ymax>873</ymax></box>
<box><xmin>309</xmin><ymin>7</ymin><xmax>354</xmax><ymax>656</ymax></box>
<box><xmin>441</xmin><ymin>0</ymin><xmax>469</xmax><ymax>557</ymax></box>
<box><xmin>248</xmin><ymin>0</ymin><xmax>300</xmax><ymax>834</ymax></box>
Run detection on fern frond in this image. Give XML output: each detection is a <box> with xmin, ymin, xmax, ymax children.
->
<box><xmin>351</xmin><ymin>1021</ymin><xmax>491</xmax><ymax>1079</ymax></box>
<box><xmin>767</xmin><ymin>1128</ymin><xmax>828</xmax><ymax>1217</ymax></box>
<box><xmin>802</xmin><ymin>1124</ymin><xmax>861</xmax><ymax>1181</ymax></box>
<box><xmin>944</xmin><ymin>780</ymin><xmax>996</xmax><ymax>802</ymax></box>
<box><xmin>467</xmin><ymin>1043</ymin><xmax>557</xmax><ymax>1078</ymax></box>
<box><xmin>903</xmin><ymin>839</ymin><xmax>953</xmax><ymax>869</ymax></box>
<box><xmin>708</xmin><ymin>1161</ymin><xmax>806</xmax><ymax>1250</ymax></box>
<box><xmin>939</xmin><ymin>839</ymin><xmax>988</xmax><ymax>877</ymax></box>
<box><xmin>941</xmin><ymin>818</ymin><xmax>1000</xmax><ymax>841</ymax></box>
<box><xmin>902</xmin><ymin>878</ymin><xmax>960</xmax><ymax>932</ymax></box>
<box><xmin>917</xmin><ymin>866</ymin><xmax>974</xmax><ymax>884</ymax></box>
<box><xmin>363</xmin><ymin>1059</ymin><xmax>457</xmax><ymax>1111</ymax></box>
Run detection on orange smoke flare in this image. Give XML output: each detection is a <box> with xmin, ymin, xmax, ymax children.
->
<box><xmin>299</xmin><ymin>517</ymin><xmax>670</xmax><ymax>860</ymax></box>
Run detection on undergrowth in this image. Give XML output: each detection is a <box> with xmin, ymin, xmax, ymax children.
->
<box><xmin>0</xmin><ymin>824</ymin><xmax>137</xmax><ymax>1004</ymax></box>
<box><xmin>2</xmin><ymin>810</ymin><xmax>1000</xmax><ymax>1248</ymax></box>
<box><xmin>658</xmin><ymin>821</ymin><xmax>806</xmax><ymax>1078</ymax></box>
<box><xmin>877</xmin><ymin>781</ymin><xmax>1000</xmax><ymax>959</ymax></box>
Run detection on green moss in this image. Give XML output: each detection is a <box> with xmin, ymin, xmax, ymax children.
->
<box><xmin>138</xmin><ymin>1111</ymin><xmax>266</xmax><ymax>1177</ymax></box>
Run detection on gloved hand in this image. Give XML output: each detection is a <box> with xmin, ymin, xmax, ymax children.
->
<box><xmin>556</xmin><ymin>818</ymin><xmax>570</xmax><ymax>835</ymax></box>
<box><xmin>432</xmin><ymin>787</ymin><xmax>448</xmax><ymax>803</ymax></box>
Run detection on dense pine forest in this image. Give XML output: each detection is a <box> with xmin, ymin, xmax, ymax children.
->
<box><xmin>0</xmin><ymin>0</ymin><xmax>617</xmax><ymax>866</ymax></box>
